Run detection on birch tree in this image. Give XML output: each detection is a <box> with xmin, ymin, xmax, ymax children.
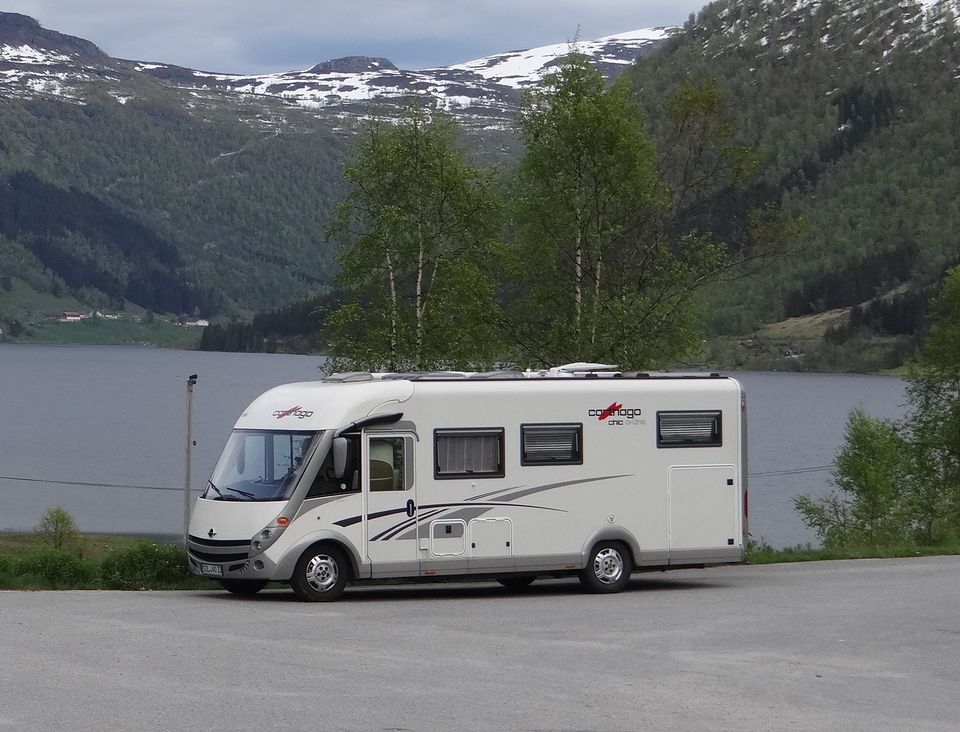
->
<box><xmin>325</xmin><ymin>109</ymin><xmax>503</xmax><ymax>372</ymax></box>
<box><xmin>505</xmin><ymin>54</ymin><xmax>761</xmax><ymax>369</ymax></box>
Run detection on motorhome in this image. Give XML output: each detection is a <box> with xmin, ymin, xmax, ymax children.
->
<box><xmin>187</xmin><ymin>365</ymin><xmax>747</xmax><ymax>601</ymax></box>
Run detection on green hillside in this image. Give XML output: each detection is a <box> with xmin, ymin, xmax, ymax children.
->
<box><xmin>2</xmin><ymin>0</ymin><xmax>959</xmax><ymax>370</ymax></box>
<box><xmin>626</xmin><ymin>0</ymin><xmax>960</xmax><ymax>368</ymax></box>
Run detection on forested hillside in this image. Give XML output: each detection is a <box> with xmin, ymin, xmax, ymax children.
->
<box><xmin>628</xmin><ymin>0</ymin><xmax>960</xmax><ymax>368</ymax></box>
<box><xmin>3</xmin><ymin>1</ymin><xmax>959</xmax><ymax>371</ymax></box>
<box><xmin>0</xmin><ymin>89</ymin><xmax>348</xmax><ymax>317</ymax></box>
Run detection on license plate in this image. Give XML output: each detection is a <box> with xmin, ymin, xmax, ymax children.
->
<box><xmin>200</xmin><ymin>563</ymin><xmax>223</xmax><ymax>577</ymax></box>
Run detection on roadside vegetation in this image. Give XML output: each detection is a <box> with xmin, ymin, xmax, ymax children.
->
<box><xmin>792</xmin><ymin>268</ymin><xmax>960</xmax><ymax>554</ymax></box>
<box><xmin>745</xmin><ymin>540</ymin><xmax>960</xmax><ymax>565</ymax></box>
<box><xmin>0</xmin><ymin>507</ymin><xmax>206</xmax><ymax>591</ymax></box>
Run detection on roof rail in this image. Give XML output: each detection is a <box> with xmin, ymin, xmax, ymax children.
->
<box><xmin>323</xmin><ymin>372</ymin><xmax>375</xmax><ymax>382</ymax></box>
<box><xmin>467</xmin><ymin>370</ymin><xmax>525</xmax><ymax>379</ymax></box>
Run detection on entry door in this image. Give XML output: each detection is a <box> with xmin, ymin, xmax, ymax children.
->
<box><xmin>363</xmin><ymin>433</ymin><xmax>419</xmax><ymax>577</ymax></box>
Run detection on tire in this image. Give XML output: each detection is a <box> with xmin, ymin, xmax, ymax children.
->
<box><xmin>497</xmin><ymin>576</ymin><xmax>536</xmax><ymax>591</ymax></box>
<box><xmin>578</xmin><ymin>542</ymin><xmax>631</xmax><ymax>594</ymax></box>
<box><xmin>219</xmin><ymin>579</ymin><xmax>268</xmax><ymax>596</ymax></box>
<box><xmin>290</xmin><ymin>545</ymin><xmax>349</xmax><ymax>602</ymax></box>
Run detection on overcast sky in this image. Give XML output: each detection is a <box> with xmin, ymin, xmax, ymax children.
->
<box><xmin>6</xmin><ymin>1</ymin><xmax>708</xmax><ymax>73</ymax></box>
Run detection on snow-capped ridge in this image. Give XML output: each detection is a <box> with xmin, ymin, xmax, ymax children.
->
<box><xmin>308</xmin><ymin>56</ymin><xmax>397</xmax><ymax>74</ymax></box>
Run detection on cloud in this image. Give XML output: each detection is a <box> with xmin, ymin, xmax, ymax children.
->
<box><xmin>5</xmin><ymin>0</ymin><xmax>705</xmax><ymax>73</ymax></box>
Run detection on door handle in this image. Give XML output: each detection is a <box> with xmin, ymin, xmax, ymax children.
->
<box><xmin>406</xmin><ymin>499</ymin><xmax>416</xmax><ymax>518</ymax></box>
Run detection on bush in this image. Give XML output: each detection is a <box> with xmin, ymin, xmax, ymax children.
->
<box><xmin>10</xmin><ymin>548</ymin><xmax>96</xmax><ymax>588</ymax></box>
<box><xmin>795</xmin><ymin>410</ymin><xmax>912</xmax><ymax>547</ymax></box>
<box><xmin>98</xmin><ymin>541</ymin><xmax>191</xmax><ymax>590</ymax></box>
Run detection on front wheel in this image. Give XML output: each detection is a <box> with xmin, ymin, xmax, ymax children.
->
<box><xmin>220</xmin><ymin>579</ymin><xmax>268</xmax><ymax>596</ymax></box>
<box><xmin>578</xmin><ymin>542</ymin><xmax>631</xmax><ymax>594</ymax></box>
<box><xmin>291</xmin><ymin>545</ymin><xmax>349</xmax><ymax>602</ymax></box>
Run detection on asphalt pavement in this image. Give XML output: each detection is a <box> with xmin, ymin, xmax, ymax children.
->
<box><xmin>2</xmin><ymin>556</ymin><xmax>959</xmax><ymax>731</ymax></box>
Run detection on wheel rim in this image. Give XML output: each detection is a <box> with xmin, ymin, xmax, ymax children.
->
<box><xmin>593</xmin><ymin>547</ymin><xmax>624</xmax><ymax>584</ymax></box>
<box><xmin>305</xmin><ymin>553</ymin><xmax>339</xmax><ymax>593</ymax></box>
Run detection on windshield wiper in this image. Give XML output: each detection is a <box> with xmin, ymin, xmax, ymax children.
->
<box><xmin>224</xmin><ymin>485</ymin><xmax>257</xmax><ymax>499</ymax></box>
<box><xmin>206</xmin><ymin>480</ymin><xmax>223</xmax><ymax>498</ymax></box>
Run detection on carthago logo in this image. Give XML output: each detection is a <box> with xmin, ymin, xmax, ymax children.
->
<box><xmin>273</xmin><ymin>405</ymin><xmax>314</xmax><ymax>420</ymax></box>
<box><xmin>589</xmin><ymin>401</ymin><xmax>643</xmax><ymax>425</ymax></box>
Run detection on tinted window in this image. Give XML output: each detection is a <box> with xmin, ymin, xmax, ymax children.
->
<box><xmin>521</xmin><ymin>423</ymin><xmax>583</xmax><ymax>465</ymax></box>
<box><xmin>657</xmin><ymin>411</ymin><xmax>722</xmax><ymax>447</ymax></box>
<box><xmin>434</xmin><ymin>429</ymin><xmax>505</xmax><ymax>479</ymax></box>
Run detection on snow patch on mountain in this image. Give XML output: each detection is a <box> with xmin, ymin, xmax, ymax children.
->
<box><xmin>1</xmin><ymin>43</ymin><xmax>73</xmax><ymax>65</ymax></box>
<box><xmin>446</xmin><ymin>28</ymin><xmax>674</xmax><ymax>88</ymax></box>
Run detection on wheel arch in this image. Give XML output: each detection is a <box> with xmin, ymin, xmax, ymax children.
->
<box><xmin>275</xmin><ymin>531</ymin><xmax>363</xmax><ymax>581</ymax></box>
<box><xmin>580</xmin><ymin>527</ymin><xmax>640</xmax><ymax>569</ymax></box>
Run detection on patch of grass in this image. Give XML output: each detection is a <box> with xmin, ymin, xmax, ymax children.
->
<box><xmin>22</xmin><ymin>319</ymin><xmax>202</xmax><ymax>348</ymax></box>
<box><xmin>0</xmin><ymin>534</ymin><xmax>209</xmax><ymax>590</ymax></box>
<box><xmin>746</xmin><ymin>541</ymin><xmax>960</xmax><ymax>564</ymax></box>
<box><xmin>99</xmin><ymin>540</ymin><xmax>203</xmax><ymax>590</ymax></box>
<box><xmin>0</xmin><ymin>532</ymin><xmax>158</xmax><ymax>560</ymax></box>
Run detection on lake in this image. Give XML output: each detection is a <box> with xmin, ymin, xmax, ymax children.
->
<box><xmin>0</xmin><ymin>345</ymin><xmax>907</xmax><ymax>547</ymax></box>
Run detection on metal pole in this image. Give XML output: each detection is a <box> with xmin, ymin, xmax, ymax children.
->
<box><xmin>184</xmin><ymin>374</ymin><xmax>198</xmax><ymax>546</ymax></box>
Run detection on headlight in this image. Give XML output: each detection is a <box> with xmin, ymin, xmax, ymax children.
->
<box><xmin>250</xmin><ymin>520</ymin><xmax>287</xmax><ymax>553</ymax></box>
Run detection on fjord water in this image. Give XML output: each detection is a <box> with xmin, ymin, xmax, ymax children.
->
<box><xmin>0</xmin><ymin>345</ymin><xmax>906</xmax><ymax>547</ymax></box>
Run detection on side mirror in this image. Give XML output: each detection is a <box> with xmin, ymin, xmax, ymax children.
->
<box><xmin>333</xmin><ymin>437</ymin><xmax>349</xmax><ymax>478</ymax></box>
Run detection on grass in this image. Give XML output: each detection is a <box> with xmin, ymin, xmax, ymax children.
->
<box><xmin>21</xmin><ymin>319</ymin><xmax>202</xmax><ymax>349</ymax></box>
<box><xmin>0</xmin><ymin>532</ymin><xmax>158</xmax><ymax>559</ymax></box>
<box><xmin>746</xmin><ymin>541</ymin><xmax>960</xmax><ymax>564</ymax></box>
<box><xmin>0</xmin><ymin>532</ymin><xmax>210</xmax><ymax>591</ymax></box>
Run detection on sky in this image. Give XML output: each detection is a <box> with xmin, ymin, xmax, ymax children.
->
<box><xmin>5</xmin><ymin>1</ymin><xmax>709</xmax><ymax>74</ymax></box>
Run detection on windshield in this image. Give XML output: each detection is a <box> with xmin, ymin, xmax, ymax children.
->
<box><xmin>203</xmin><ymin>429</ymin><xmax>320</xmax><ymax>502</ymax></box>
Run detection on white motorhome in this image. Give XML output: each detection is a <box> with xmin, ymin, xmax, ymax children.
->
<box><xmin>187</xmin><ymin>365</ymin><xmax>747</xmax><ymax>601</ymax></box>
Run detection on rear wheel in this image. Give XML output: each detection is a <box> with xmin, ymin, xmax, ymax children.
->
<box><xmin>219</xmin><ymin>579</ymin><xmax>268</xmax><ymax>596</ymax></box>
<box><xmin>291</xmin><ymin>545</ymin><xmax>349</xmax><ymax>602</ymax></box>
<box><xmin>497</xmin><ymin>576</ymin><xmax>536</xmax><ymax>591</ymax></box>
<box><xmin>578</xmin><ymin>542</ymin><xmax>631</xmax><ymax>594</ymax></box>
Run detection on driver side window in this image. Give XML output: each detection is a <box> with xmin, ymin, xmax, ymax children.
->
<box><xmin>306</xmin><ymin>436</ymin><xmax>360</xmax><ymax>497</ymax></box>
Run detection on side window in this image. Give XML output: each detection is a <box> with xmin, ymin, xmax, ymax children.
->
<box><xmin>521</xmin><ymin>423</ymin><xmax>583</xmax><ymax>465</ymax></box>
<box><xmin>369</xmin><ymin>436</ymin><xmax>409</xmax><ymax>491</ymax></box>
<box><xmin>657</xmin><ymin>410</ymin><xmax>722</xmax><ymax>447</ymax></box>
<box><xmin>307</xmin><ymin>436</ymin><xmax>360</xmax><ymax>497</ymax></box>
<box><xmin>434</xmin><ymin>428</ymin><xmax>505</xmax><ymax>479</ymax></box>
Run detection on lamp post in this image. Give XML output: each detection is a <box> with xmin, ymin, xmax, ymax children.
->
<box><xmin>184</xmin><ymin>374</ymin><xmax>198</xmax><ymax>546</ymax></box>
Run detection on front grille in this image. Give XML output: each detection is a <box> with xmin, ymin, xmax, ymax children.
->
<box><xmin>188</xmin><ymin>549</ymin><xmax>248</xmax><ymax>563</ymax></box>
<box><xmin>188</xmin><ymin>535</ymin><xmax>249</xmax><ymax>547</ymax></box>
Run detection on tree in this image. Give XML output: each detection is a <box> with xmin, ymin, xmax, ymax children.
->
<box><xmin>795</xmin><ymin>410</ymin><xmax>911</xmax><ymax>547</ymax></box>
<box><xmin>34</xmin><ymin>505</ymin><xmax>80</xmax><ymax>550</ymax></box>
<box><xmin>325</xmin><ymin>108</ymin><xmax>504</xmax><ymax>372</ymax></box>
<box><xmin>796</xmin><ymin>266</ymin><xmax>960</xmax><ymax>547</ymax></box>
<box><xmin>504</xmin><ymin>54</ymin><xmax>767</xmax><ymax>368</ymax></box>
<box><xmin>902</xmin><ymin>265</ymin><xmax>960</xmax><ymax>538</ymax></box>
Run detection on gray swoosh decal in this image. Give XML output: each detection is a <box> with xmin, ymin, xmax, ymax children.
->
<box><xmin>494</xmin><ymin>474</ymin><xmax>632</xmax><ymax>503</ymax></box>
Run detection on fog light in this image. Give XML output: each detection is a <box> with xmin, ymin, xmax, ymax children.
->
<box><xmin>254</xmin><ymin>560</ymin><xmax>264</xmax><ymax>570</ymax></box>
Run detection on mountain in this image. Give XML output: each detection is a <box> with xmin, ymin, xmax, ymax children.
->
<box><xmin>624</xmin><ymin>0</ymin><xmax>960</xmax><ymax>369</ymax></box>
<box><xmin>0</xmin><ymin>11</ymin><xmax>675</xmax><ymax>332</ymax></box>
<box><xmin>1</xmin><ymin>13</ymin><xmax>674</xmax><ymax>130</ymax></box>
<box><xmin>3</xmin><ymin>2</ymin><xmax>960</xmax><ymax>371</ymax></box>
<box><xmin>128</xmin><ymin>29</ymin><xmax>673</xmax><ymax>129</ymax></box>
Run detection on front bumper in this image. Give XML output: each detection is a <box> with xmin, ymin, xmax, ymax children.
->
<box><xmin>186</xmin><ymin>535</ymin><xmax>278</xmax><ymax>580</ymax></box>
